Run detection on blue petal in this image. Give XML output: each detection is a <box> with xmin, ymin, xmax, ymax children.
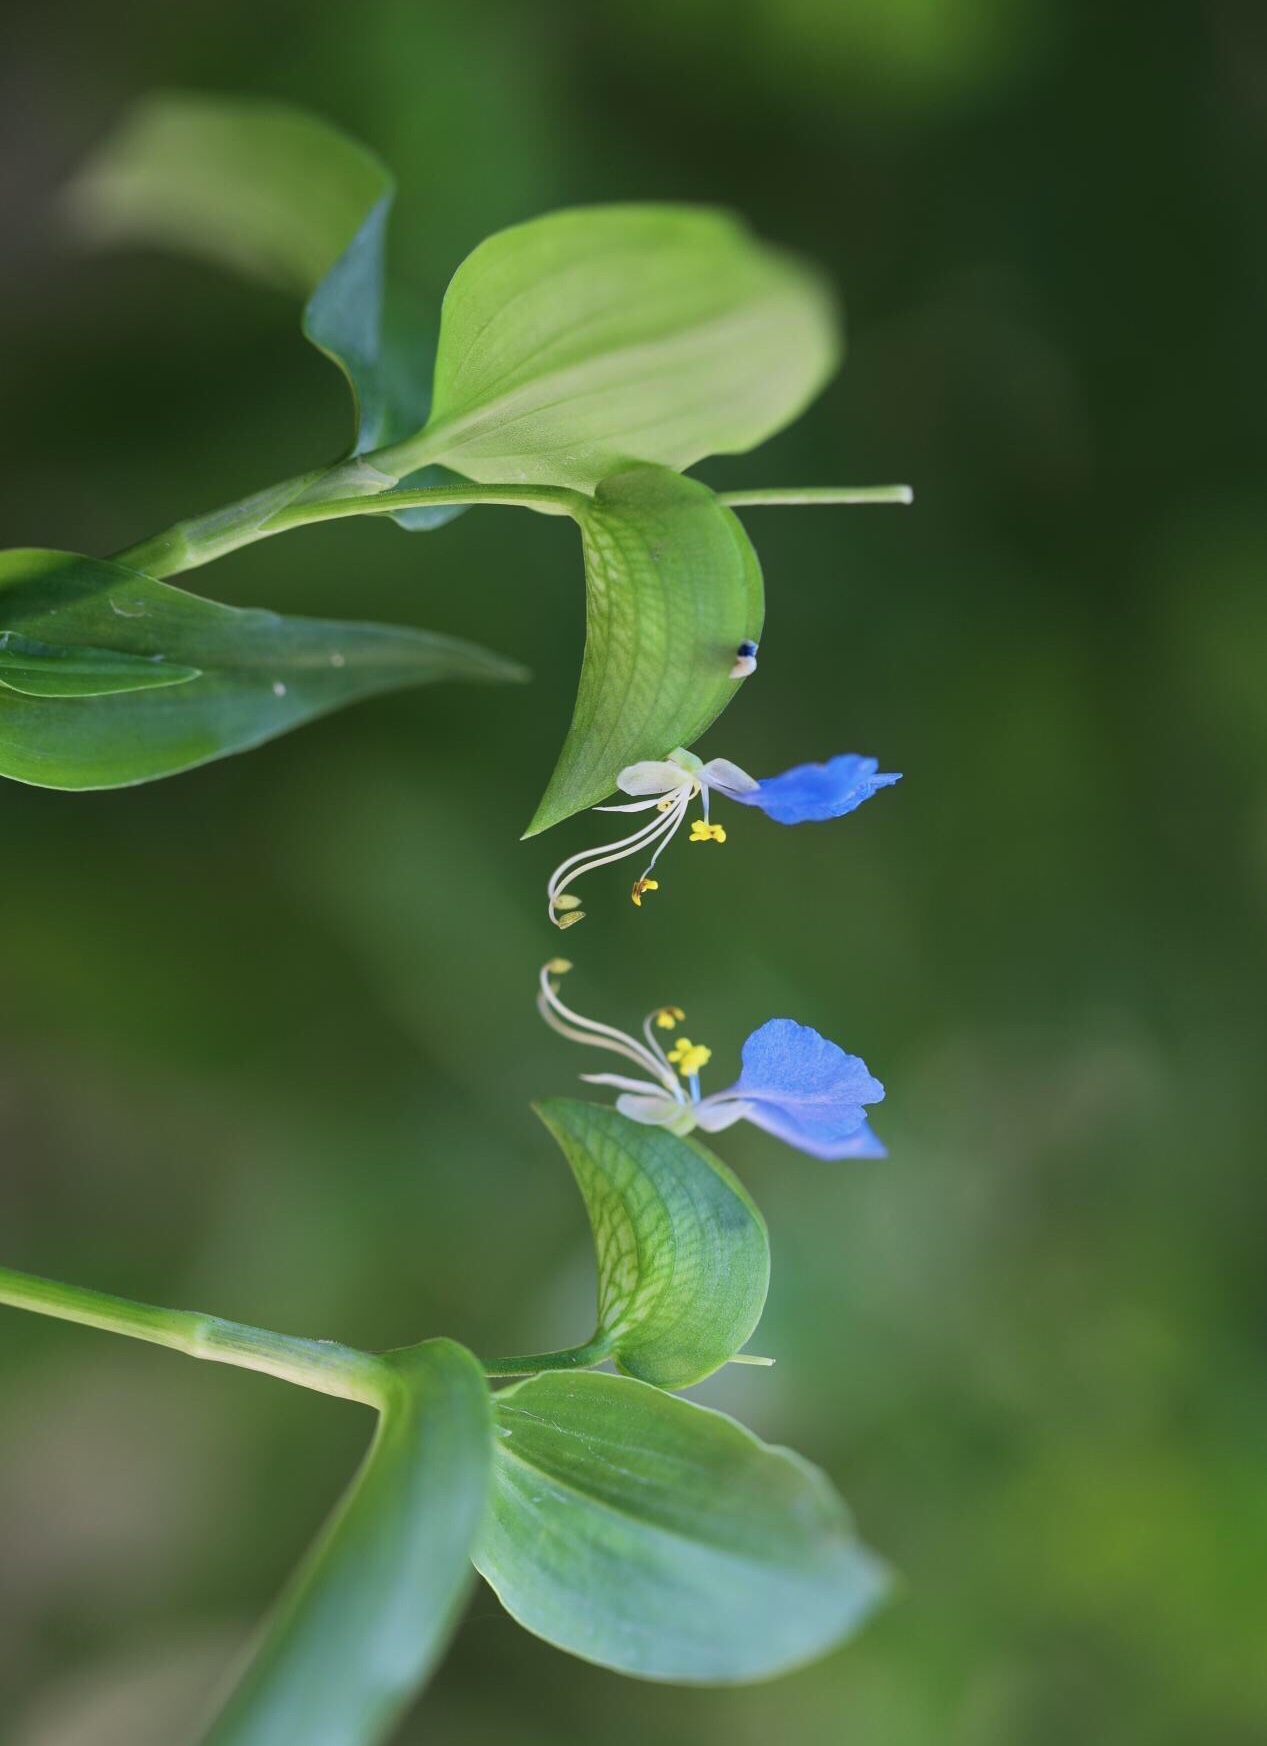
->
<box><xmin>732</xmin><ymin>754</ymin><xmax>901</xmax><ymax>825</ymax></box>
<box><xmin>786</xmin><ymin>1117</ymin><xmax>888</xmax><ymax>1162</ymax></box>
<box><xmin>731</xmin><ymin>1019</ymin><xmax>885</xmax><ymax>1160</ymax></box>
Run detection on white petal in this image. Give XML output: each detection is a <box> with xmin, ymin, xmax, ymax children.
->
<box><xmin>616</xmin><ymin>1091</ymin><xmax>692</xmax><ymax>1129</ymax></box>
<box><xmin>617</xmin><ymin>760</ymin><xmax>691</xmax><ymax>796</ymax></box>
<box><xmin>692</xmin><ymin>1095</ymin><xmax>756</xmax><ymax>1133</ymax></box>
<box><xmin>700</xmin><ymin>757</ymin><xmax>758</xmax><ymax>796</ymax></box>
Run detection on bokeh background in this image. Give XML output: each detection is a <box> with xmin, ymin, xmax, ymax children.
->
<box><xmin>3</xmin><ymin>2</ymin><xmax>1265</xmax><ymax>1741</ymax></box>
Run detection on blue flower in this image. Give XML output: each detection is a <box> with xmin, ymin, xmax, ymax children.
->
<box><xmin>729</xmin><ymin>754</ymin><xmax>901</xmax><ymax>826</ymax></box>
<box><xmin>538</xmin><ymin>963</ymin><xmax>887</xmax><ymax>1161</ymax></box>
<box><xmin>547</xmin><ymin>747</ymin><xmax>901</xmax><ymax>927</ymax></box>
<box><xmin>727</xmin><ymin>1019</ymin><xmax>888</xmax><ymax>1159</ymax></box>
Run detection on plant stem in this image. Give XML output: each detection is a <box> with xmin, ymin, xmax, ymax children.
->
<box><xmin>719</xmin><ymin>484</ymin><xmax>913</xmax><ymax>507</ymax></box>
<box><xmin>111</xmin><ymin>458</ymin><xmax>912</xmax><ymax>583</ymax></box>
<box><xmin>113</xmin><ymin>467</ymin><xmax>333</xmax><ymax>580</ymax></box>
<box><xmin>470</xmin><ymin>1335</ymin><xmax>615</xmax><ymax>1378</ymax></box>
<box><xmin>0</xmin><ymin>1265</ymin><xmax>390</xmax><ymax>1406</ymax></box>
<box><xmin>0</xmin><ymin>1265</ymin><xmax>617</xmax><ymax>1396</ymax></box>
<box><xmin>113</xmin><ymin>469</ymin><xmax>583</xmax><ymax>581</ymax></box>
<box><xmin>264</xmin><ymin>481</ymin><xmax>585</xmax><ymax>535</ymax></box>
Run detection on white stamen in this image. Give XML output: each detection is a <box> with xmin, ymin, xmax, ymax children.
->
<box><xmin>579</xmin><ymin>1071</ymin><xmax>674</xmax><ymax>1096</ymax></box>
<box><xmin>536</xmin><ymin>995</ymin><xmax>669</xmax><ymax>1084</ymax></box>
<box><xmin>546</xmin><ymin>783</ymin><xmax>691</xmax><ymax>927</ymax></box>
<box><xmin>537</xmin><ymin>965</ymin><xmax>681</xmax><ymax>1096</ymax></box>
<box><xmin>549</xmin><ymin>802</ymin><xmax>673</xmax><ymax>887</ymax></box>
<box><xmin>641</xmin><ymin>1013</ymin><xmax>676</xmax><ymax>1075</ymax></box>
<box><xmin>632</xmin><ymin>787</ymin><xmax>691</xmax><ymax>890</ymax></box>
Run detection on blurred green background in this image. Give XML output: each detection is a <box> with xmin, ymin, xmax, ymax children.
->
<box><xmin>2</xmin><ymin>2</ymin><xmax>1265</xmax><ymax>1741</ymax></box>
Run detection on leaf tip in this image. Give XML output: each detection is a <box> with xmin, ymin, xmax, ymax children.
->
<box><xmin>520</xmin><ymin>793</ymin><xmax>571</xmax><ymax>839</ymax></box>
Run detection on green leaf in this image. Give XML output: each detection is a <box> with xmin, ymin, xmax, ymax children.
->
<box><xmin>415</xmin><ymin>203</ymin><xmax>840</xmax><ymax>490</ymax></box>
<box><xmin>536</xmin><ymin>1099</ymin><xmax>769</xmax><ymax>1389</ymax></box>
<box><xmin>202</xmin><ymin>1340</ymin><xmax>492</xmax><ymax>1746</ymax></box>
<box><xmin>526</xmin><ymin>465</ymin><xmax>763</xmax><ymax>835</ymax></box>
<box><xmin>65</xmin><ymin>93</ymin><xmax>388</xmax><ymax>297</ymax></box>
<box><xmin>0</xmin><ymin>631</ymin><xmax>200</xmax><ymax>697</ymax></box>
<box><xmin>64</xmin><ymin>93</ymin><xmax>462</xmax><ymax>528</ymax></box>
<box><xmin>476</xmin><ymin>1371</ymin><xmax>891</xmax><ymax>1683</ymax></box>
<box><xmin>0</xmin><ymin>549</ymin><xmax>525</xmax><ymax>790</ymax></box>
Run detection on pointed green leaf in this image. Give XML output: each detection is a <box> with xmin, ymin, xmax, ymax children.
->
<box><xmin>417</xmin><ymin>204</ymin><xmax>839</xmax><ymax>489</ymax></box>
<box><xmin>526</xmin><ymin>465</ymin><xmax>763</xmax><ymax>835</ymax></box>
<box><xmin>0</xmin><ymin>631</ymin><xmax>200</xmax><ymax>697</ymax></box>
<box><xmin>203</xmin><ymin>1341</ymin><xmax>492</xmax><ymax>1746</ymax></box>
<box><xmin>476</xmin><ymin>1371</ymin><xmax>890</xmax><ymax>1683</ymax></box>
<box><xmin>65</xmin><ymin>93</ymin><xmax>462</xmax><ymax>528</ymax></box>
<box><xmin>536</xmin><ymin>1099</ymin><xmax>768</xmax><ymax>1389</ymax></box>
<box><xmin>0</xmin><ymin>549</ymin><xmax>525</xmax><ymax>790</ymax></box>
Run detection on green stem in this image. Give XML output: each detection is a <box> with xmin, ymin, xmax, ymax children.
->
<box><xmin>0</xmin><ymin>1264</ymin><xmax>615</xmax><ymax>1394</ymax></box>
<box><xmin>112</xmin><ymin>453</ymin><xmax>912</xmax><ymax>583</ymax></box>
<box><xmin>0</xmin><ymin>1264</ymin><xmax>389</xmax><ymax>1406</ymax></box>
<box><xmin>114</xmin><ymin>467</ymin><xmax>333</xmax><ymax>580</ymax></box>
<box><xmin>475</xmin><ymin>1334</ymin><xmax>614</xmax><ymax>1378</ymax></box>
<box><xmin>719</xmin><ymin>484</ymin><xmax>913</xmax><ymax>507</ymax></box>
<box><xmin>264</xmin><ymin>481</ymin><xmax>585</xmax><ymax>535</ymax></box>
<box><xmin>114</xmin><ymin>468</ymin><xmax>583</xmax><ymax>581</ymax></box>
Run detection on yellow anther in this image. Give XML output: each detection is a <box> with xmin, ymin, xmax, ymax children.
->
<box><xmin>631</xmin><ymin>877</ymin><xmax>659</xmax><ymax>907</ymax></box>
<box><xmin>667</xmin><ymin>1038</ymin><xmax>712</xmax><ymax>1077</ymax></box>
<box><xmin>545</xmin><ymin>958</ymin><xmax>572</xmax><ymax>976</ymax></box>
<box><xmin>689</xmin><ymin>820</ymin><xmax>726</xmax><ymax>844</ymax></box>
<box><xmin>556</xmin><ymin>909</ymin><xmax>585</xmax><ymax>929</ymax></box>
<box><xmin>654</xmin><ymin>1005</ymin><xmax>685</xmax><ymax>1030</ymax></box>
<box><xmin>554</xmin><ymin>892</ymin><xmax>582</xmax><ymax>910</ymax></box>
<box><xmin>656</xmin><ymin>797</ymin><xmax>677</xmax><ymax>812</ymax></box>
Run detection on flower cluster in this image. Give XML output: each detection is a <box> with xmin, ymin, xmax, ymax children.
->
<box><xmin>539</xmin><ymin>729</ymin><xmax>900</xmax><ymax>1162</ymax></box>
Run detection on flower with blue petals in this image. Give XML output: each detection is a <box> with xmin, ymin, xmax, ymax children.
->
<box><xmin>547</xmin><ymin>747</ymin><xmax>900</xmax><ymax>927</ymax></box>
<box><xmin>538</xmin><ymin>961</ymin><xmax>887</xmax><ymax>1161</ymax></box>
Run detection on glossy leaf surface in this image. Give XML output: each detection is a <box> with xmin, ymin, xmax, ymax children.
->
<box><xmin>419</xmin><ymin>204</ymin><xmax>839</xmax><ymax>488</ymax></box>
<box><xmin>536</xmin><ymin>1099</ymin><xmax>768</xmax><ymax>1389</ymax></box>
<box><xmin>0</xmin><ymin>631</ymin><xmax>199</xmax><ymax>697</ymax></box>
<box><xmin>526</xmin><ymin>465</ymin><xmax>763</xmax><ymax>835</ymax></box>
<box><xmin>65</xmin><ymin>93</ymin><xmax>462</xmax><ymax>526</ymax></box>
<box><xmin>202</xmin><ymin>1341</ymin><xmax>492</xmax><ymax>1746</ymax></box>
<box><xmin>0</xmin><ymin>549</ymin><xmax>524</xmax><ymax>789</ymax></box>
<box><xmin>476</xmin><ymin>1371</ymin><xmax>890</xmax><ymax>1683</ymax></box>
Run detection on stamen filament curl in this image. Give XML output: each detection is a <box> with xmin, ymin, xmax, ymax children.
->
<box><xmin>537</xmin><ymin>964</ymin><xmax>682</xmax><ymax>1098</ymax></box>
<box><xmin>546</xmin><ymin>788</ymin><xmax>691</xmax><ymax>928</ymax></box>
